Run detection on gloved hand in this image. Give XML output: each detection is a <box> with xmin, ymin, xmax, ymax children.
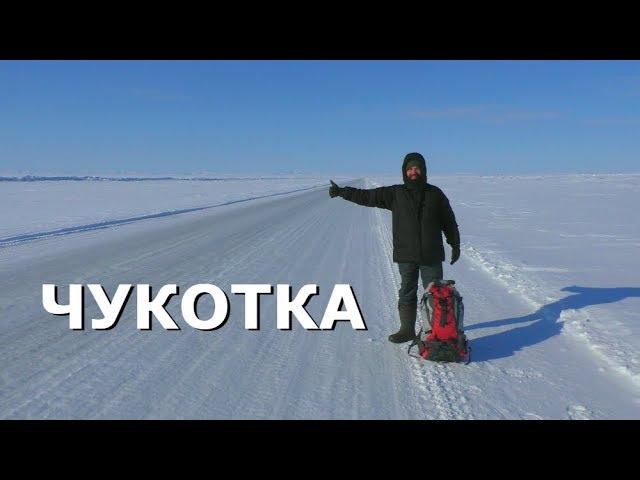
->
<box><xmin>329</xmin><ymin>180</ymin><xmax>343</xmax><ymax>198</ymax></box>
<box><xmin>450</xmin><ymin>245</ymin><xmax>460</xmax><ymax>265</ymax></box>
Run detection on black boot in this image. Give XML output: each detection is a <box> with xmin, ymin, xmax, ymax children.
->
<box><xmin>388</xmin><ymin>303</ymin><xmax>417</xmax><ymax>343</ymax></box>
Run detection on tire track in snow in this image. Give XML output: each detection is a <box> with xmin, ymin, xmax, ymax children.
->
<box><xmin>266</xmin><ymin>212</ymin><xmax>354</xmax><ymax>418</ymax></box>
<box><xmin>367</xmin><ymin>192</ymin><xmax>415</xmax><ymax>417</ymax></box>
<box><xmin>0</xmin><ymin>184</ymin><xmax>326</xmax><ymax>248</ymax></box>
<box><xmin>225</xmin><ymin>203</ymin><xmax>335</xmax><ymax>418</ymax></box>
<box><xmin>128</xmin><ymin>193</ymin><xmax>330</xmax><ymax>418</ymax></box>
<box><xmin>146</xmin><ymin>191</ymin><xmax>335</xmax><ymax>418</ymax></box>
<box><xmin>2</xmin><ymin>229</ymin><xmax>245</xmax><ymax>418</ymax></box>
<box><xmin>1</xmin><ymin>188</ymin><xmax>330</xmax><ymax>418</ymax></box>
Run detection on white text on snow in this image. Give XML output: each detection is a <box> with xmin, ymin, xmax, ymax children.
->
<box><xmin>42</xmin><ymin>284</ymin><xmax>367</xmax><ymax>331</ymax></box>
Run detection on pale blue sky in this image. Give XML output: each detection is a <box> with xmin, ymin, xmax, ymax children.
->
<box><xmin>1</xmin><ymin>60</ymin><xmax>639</xmax><ymax>175</ymax></box>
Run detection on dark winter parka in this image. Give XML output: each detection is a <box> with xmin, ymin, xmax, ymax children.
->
<box><xmin>339</xmin><ymin>155</ymin><xmax>460</xmax><ymax>264</ymax></box>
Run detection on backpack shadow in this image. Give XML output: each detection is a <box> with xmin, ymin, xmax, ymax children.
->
<box><xmin>465</xmin><ymin>286</ymin><xmax>640</xmax><ymax>362</ymax></box>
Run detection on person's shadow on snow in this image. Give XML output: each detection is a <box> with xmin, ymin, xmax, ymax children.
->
<box><xmin>466</xmin><ymin>286</ymin><xmax>640</xmax><ymax>362</ymax></box>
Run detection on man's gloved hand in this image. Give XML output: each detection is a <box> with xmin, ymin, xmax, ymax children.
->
<box><xmin>329</xmin><ymin>180</ymin><xmax>342</xmax><ymax>198</ymax></box>
<box><xmin>450</xmin><ymin>245</ymin><xmax>461</xmax><ymax>265</ymax></box>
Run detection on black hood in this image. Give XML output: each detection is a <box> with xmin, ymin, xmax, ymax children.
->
<box><xmin>402</xmin><ymin>152</ymin><xmax>427</xmax><ymax>189</ymax></box>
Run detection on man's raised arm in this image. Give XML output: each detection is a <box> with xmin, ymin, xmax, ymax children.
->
<box><xmin>329</xmin><ymin>180</ymin><xmax>394</xmax><ymax>210</ymax></box>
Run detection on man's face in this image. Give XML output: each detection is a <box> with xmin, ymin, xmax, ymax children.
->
<box><xmin>406</xmin><ymin>165</ymin><xmax>421</xmax><ymax>180</ymax></box>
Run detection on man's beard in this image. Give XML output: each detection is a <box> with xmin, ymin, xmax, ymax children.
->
<box><xmin>405</xmin><ymin>174</ymin><xmax>424</xmax><ymax>190</ymax></box>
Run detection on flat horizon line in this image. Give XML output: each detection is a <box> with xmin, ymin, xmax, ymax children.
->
<box><xmin>2</xmin><ymin>171</ymin><xmax>640</xmax><ymax>181</ymax></box>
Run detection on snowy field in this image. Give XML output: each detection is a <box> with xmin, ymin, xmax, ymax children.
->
<box><xmin>0</xmin><ymin>175</ymin><xmax>335</xmax><ymax>241</ymax></box>
<box><xmin>1</xmin><ymin>173</ymin><xmax>638</xmax><ymax>419</ymax></box>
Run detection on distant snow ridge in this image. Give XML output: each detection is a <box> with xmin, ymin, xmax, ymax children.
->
<box><xmin>0</xmin><ymin>175</ymin><xmax>317</xmax><ymax>182</ymax></box>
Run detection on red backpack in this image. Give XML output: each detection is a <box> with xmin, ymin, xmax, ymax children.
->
<box><xmin>408</xmin><ymin>280</ymin><xmax>470</xmax><ymax>363</ymax></box>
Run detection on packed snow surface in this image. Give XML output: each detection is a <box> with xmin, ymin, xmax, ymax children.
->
<box><xmin>1</xmin><ymin>173</ymin><xmax>638</xmax><ymax>419</ymax></box>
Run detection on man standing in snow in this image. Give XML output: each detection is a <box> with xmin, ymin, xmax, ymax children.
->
<box><xmin>329</xmin><ymin>152</ymin><xmax>460</xmax><ymax>343</ymax></box>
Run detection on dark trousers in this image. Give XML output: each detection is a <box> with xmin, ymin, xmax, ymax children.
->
<box><xmin>397</xmin><ymin>262</ymin><xmax>443</xmax><ymax>307</ymax></box>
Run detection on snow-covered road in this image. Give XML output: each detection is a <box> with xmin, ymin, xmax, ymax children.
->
<box><xmin>1</xmin><ymin>178</ymin><xmax>638</xmax><ymax>418</ymax></box>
